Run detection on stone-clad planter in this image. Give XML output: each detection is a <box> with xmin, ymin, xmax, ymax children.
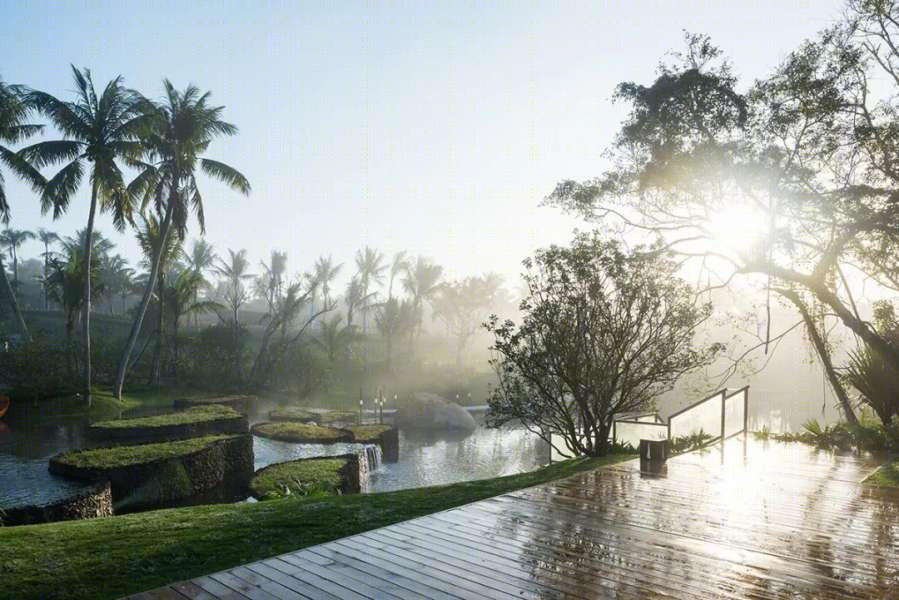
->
<box><xmin>250</xmin><ymin>454</ymin><xmax>365</xmax><ymax>500</ymax></box>
<box><xmin>48</xmin><ymin>435</ymin><xmax>254</xmax><ymax>510</ymax></box>
<box><xmin>89</xmin><ymin>406</ymin><xmax>248</xmax><ymax>443</ymax></box>
<box><xmin>251</xmin><ymin>422</ymin><xmax>354</xmax><ymax>444</ymax></box>
<box><xmin>0</xmin><ymin>481</ymin><xmax>112</xmax><ymax>526</ymax></box>
<box><xmin>347</xmin><ymin>425</ymin><xmax>399</xmax><ymax>463</ymax></box>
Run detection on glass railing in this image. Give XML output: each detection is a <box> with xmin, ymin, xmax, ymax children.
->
<box><xmin>612</xmin><ymin>386</ymin><xmax>749</xmax><ymax>447</ymax></box>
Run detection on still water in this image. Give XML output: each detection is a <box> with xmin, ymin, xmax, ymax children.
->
<box><xmin>0</xmin><ymin>399</ymin><xmax>548</xmax><ymax>510</ymax></box>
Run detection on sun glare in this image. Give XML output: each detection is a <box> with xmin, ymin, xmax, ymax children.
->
<box><xmin>707</xmin><ymin>205</ymin><xmax>769</xmax><ymax>255</ymax></box>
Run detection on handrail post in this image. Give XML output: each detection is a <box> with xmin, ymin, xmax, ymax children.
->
<box><xmin>743</xmin><ymin>388</ymin><xmax>749</xmax><ymax>434</ymax></box>
<box><xmin>720</xmin><ymin>391</ymin><xmax>726</xmax><ymax>442</ymax></box>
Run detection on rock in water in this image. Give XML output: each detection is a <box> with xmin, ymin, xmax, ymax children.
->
<box><xmin>395</xmin><ymin>392</ymin><xmax>477</xmax><ymax>433</ymax></box>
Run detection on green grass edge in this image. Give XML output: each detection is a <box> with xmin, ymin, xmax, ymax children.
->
<box><xmin>0</xmin><ymin>453</ymin><xmax>632</xmax><ymax>600</ymax></box>
<box><xmin>863</xmin><ymin>461</ymin><xmax>899</xmax><ymax>487</ymax></box>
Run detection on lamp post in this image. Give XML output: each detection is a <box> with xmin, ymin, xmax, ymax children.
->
<box><xmin>359</xmin><ymin>398</ymin><xmax>364</xmax><ymax>425</ymax></box>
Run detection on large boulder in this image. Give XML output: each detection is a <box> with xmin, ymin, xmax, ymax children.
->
<box><xmin>394</xmin><ymin>392</ymin><xmax>477</xmax><ymax>433</ymax></box>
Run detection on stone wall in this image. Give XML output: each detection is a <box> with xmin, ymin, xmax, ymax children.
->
<box><xmin>0</xmin><ymin>481</ymin><xmax>112</xmax><ymax>526</ymax></box>
<box><xmin>49</xmin><ymin>435</ymin><xmax>254</xmax><ymax>509</ymax></box>
<box><xmin>376</xmin><ymin>428</ymin><xmax>399</xmax><ymax>463</ymax></box>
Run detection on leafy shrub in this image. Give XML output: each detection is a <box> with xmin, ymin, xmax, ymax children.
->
<box><xmin>0</xmin><ymin>336</ymin><xmax>75</xmax><ymax>401</ymax></box>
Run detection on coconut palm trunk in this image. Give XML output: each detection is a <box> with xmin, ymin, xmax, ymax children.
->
<box><xmin>81</xmin><ymin>181</ymin><xmax>99</xmax><ymax>404</ymax></box>
<box><xmin>0</xmin><ymin>254</ymin><xmax>29</xmax><ymax>340</ymax></box>
<box><xmin>115</xmin><ymin>203</ymin><xmax>173</xmax><ymax>398</ymax></box>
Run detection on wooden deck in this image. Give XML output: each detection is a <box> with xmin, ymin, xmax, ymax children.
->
<box><xmin>125</xmin><ymin>437</ymin><xmax>899</xmax><ymax>599</ymax></box>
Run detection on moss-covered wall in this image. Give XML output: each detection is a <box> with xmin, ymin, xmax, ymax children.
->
<box><xmin>48</xmin><ymin>435</ymin><xmax>254</xmax><ymax>510</ymax></box>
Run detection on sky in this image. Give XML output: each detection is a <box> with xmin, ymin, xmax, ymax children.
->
<box><xmin>1</xmin><ymin>0</ymin><xmax>845</xmax><ymax>291</ymax></box>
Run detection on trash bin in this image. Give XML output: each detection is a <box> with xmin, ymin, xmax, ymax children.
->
<box><xmin>639</xmin><ymin>439</ymin><xmax>668</xmax><ymax>474</ymax></box>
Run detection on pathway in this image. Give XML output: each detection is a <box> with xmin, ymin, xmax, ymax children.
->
<box><xmin>125</xmin><ymin>437</ymin><xmax>899</xmax><ymax>599</ymax></box>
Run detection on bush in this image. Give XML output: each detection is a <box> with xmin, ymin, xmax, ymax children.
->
<box><xmin>185</xmin><ymin>323</ymin><xmax>250</xmax><ymax>389</ymax></box>
<box><xmin>0</xmin><ymin>336</ymin><xmax>75</xmax><ymax>402</ymax></box>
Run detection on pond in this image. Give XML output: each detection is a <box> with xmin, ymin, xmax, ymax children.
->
<box><xmin>0</xmin><ymin>397</ymin><xmax>550</xmax><ymax>513</ymax></box>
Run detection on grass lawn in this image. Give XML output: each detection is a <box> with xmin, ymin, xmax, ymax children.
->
<box><xmin>268</xmin><ymin>406</ymin><xmax>316</xmax><ymax>421</ymax></box>
<box><xmin>251</xmin><ymin>421</ymin><xmax>350</xmax><ymax>442</ymax></box>
<box><xmin>91</xmin><ymin>405</ymin><xmax>240</xmax><ymax>429</ymax></box>
<box><xmin>52</xmin><ymin>435</ymin><xmax>236</xmax><ymax>468</ymax></box>
<box><xmin>1</xmin><ymin>454</ymin><xmax>632</xmax><ymax>600</ymax></box>
<box><xmin>251</xmin><ymin>458</ymin><xmax>347</xmax><ymax>499</ymax></box>
<box><xmin>347</xmin><ymin>424</ymin><xmax>393</xmax><ymax>442</ymax></box>
<box><xmin>865</xmin><ymin>461</ymin><xmax>899</xmax><ymax>487</ymax></box>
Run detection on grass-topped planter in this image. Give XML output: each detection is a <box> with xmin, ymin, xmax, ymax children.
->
<box><xmin>48</xmin><ymin>435</ymin><xmax>254</xmax><ymax>511</ymax></box>
<box><xmin>172</xmin><ymin>395</ymin><xmax>255</xmax><ymax>410</ymax></box>
<box><xmin>251</xmin><ymin>422</ymin><xmax>353</xmax><ymax>444</ymax></box>
<box><xmin>267</xmin><ymin>407</ymin><xmax>317</xmax><ymax>423</ymax></box>
<box><xmin>89</xmin><ymin>405</ymin><xmax>248</xmax><ymax>443</ymax></box>
<box><xmin>268</xmin><ymin>407</ymin><xmax>359</xmax><ymax>426</ymax></box>
<box><xmin>250</xmin><ymin>455</ymin><xmax>364</xmax><ymax>499</ymax></box>
<box><xmin>347</xmin><ymin>425</ymin><xmax>399</xmax><ymax>462</ymax></box>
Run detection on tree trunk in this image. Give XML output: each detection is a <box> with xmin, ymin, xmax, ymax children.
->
<box><xmin>777</xmin><ymin>288</ymin><xmax>859</xmax><ymax>426</ymax></box>
<box><xmin>114</xmin><ymin>202</ymin><xmax>174</xmax><ymax>399</ymax></box>
<box><xmin>149</xmin><ymin>271</ymin><xmax>165</xmax><ymax>386</ymax></box>
<box><xmin>82</xmin><ymin>182</ymin><xmax>99</xmax><ymax>405</ymax></box>
<box><xmin>0</xmin><ymin>254</ymin><xmax>30</xmax><ymax>341</ymax></box>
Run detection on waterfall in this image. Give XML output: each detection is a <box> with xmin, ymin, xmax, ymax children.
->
<box><xmin>355</xmin><ymin>444</ymin><xmax>383</xmax><ymax>492</ymax></box>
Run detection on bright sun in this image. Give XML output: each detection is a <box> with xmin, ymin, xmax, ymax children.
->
<box><xmin>706</xmin><ymin>205</ymin><xmax>770</xmax><ymax>255</ymax></box>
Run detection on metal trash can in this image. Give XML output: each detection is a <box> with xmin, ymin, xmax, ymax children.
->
<box><xmin>639</xmin><ymin>439</ymin><xmax>668</xmax><ymax>474</ymax></box>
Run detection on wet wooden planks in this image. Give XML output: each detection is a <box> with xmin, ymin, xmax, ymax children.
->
<box><xmin>125</xmin><ymin>438</ymin><xmax>899</xmax><ymax>599</ymax></box>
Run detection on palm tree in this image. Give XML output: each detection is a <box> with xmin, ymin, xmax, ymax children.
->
<box><xmin>101</xmin><ymin>254</ymin><xmax>133</xmax><ymax>314</ymax></box>
<box><xmin>255</xmin><ymin>250</ymin><xmax>288</xmax><ymax>312</ymax></box>
<box><xmin>355</xmin><ymin>246</ymin><xmax>386</xmax><ymax>333</ymax></box>
<box><xmin>164</xmin><ymin>267</ymin><xmax>220</xmax><ymax>377</ymax></box>
<box><xmin>24</xmin><ymin>67</ymin><xmax>147</xmax><ymax>402</ymax></box>
<box><xmin>0</xmin><ymin>77</ymin><xmax>45</xmax><ymax>340</ymax></box>
<box><xmin>36</xmin><ymin>228</ymin><xmax>59</xmax><ymax>309</ymax></box>
<box><xmin>136</xmin><ymin>212</ymin><xmax>183</xmax><ymax>384</ymax></box>
<box><xmin>388</xmin><ymin>250</ymin><xmax>408</xmax><ymax>301</ymax></box>
<box><xmin>0</xmin><ymin>228</ymin><xmax>34</xmax><ymax>293</ymax></box>
<box><xmin>46</xmin><ymin>236</ymin><xmax>105</xmax><ymax>376</ymax></box>
<box><xmin>402</xmin><ymin>255</ymin><xmax>443</xmax><ymax>343</ymax></box>
<box><xmin>344</xmin><ymin>276</ymin><xmax>366</xmax><ymax>327</ymax></box>
<box><xmin>313</xmin><ymin>314</ymin><xmax>358</xmax><ymax>363</ymax></box>
<box><xmin>114</xmin><ymin>81</ymin><xmax>250</xmax><ymax>399</ymax></box>
<box><xmin>186</xmin><ymin>238</ymin><xmax>216</xmax><ymax>328</ymax></box>
<box><xmin>313</xmin><ymin>255</ymin><xmax>342</xmax><ymax>307</ymax></box>
<box><xmin>216</xmin><ymin>248</ymin><xmax>253</xmax><ymax>325</ymax></box>
<box><xmin>375</xmin><ymin>297</ymin><xmax>416</xmax><ymax>369</ymax></box>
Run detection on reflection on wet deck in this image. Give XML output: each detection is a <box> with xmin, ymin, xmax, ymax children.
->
<box><xmin>126</xmin><ymin>437</ymin><xmax>899</xmax><ymax>599</ymax></box>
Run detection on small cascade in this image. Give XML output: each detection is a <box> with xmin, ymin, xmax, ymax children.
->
<box><xmin>355</xmin><ymin>444</ymin><xmax>383</xmax><ymax>493</ymax></box>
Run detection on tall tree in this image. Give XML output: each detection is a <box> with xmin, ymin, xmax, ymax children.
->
<box><xmin>388</xmin><ymin>250</ymin><xmax>408</xmax><ymax>301</ymax></box>
<box><xmin>36</xmin><ymin>228</ymin><xmax>59</xmax><ymax>309</ymax></box>
<box><xmin>486</xmin><ymin>234</ymin><xmax>722</xmax><ymax>457</ymax></box>
<box><xmin>186</xmin><ymin>238</ymin><xmax>217</xmax><ymax>328</ymax></box>
<box><xmin>136</xmin><ymin>212</ymin><xmax>183</xmax><ymax>384</ymax></box>
<box><xmin>25</xmin><ymin>67</ymin><xmax>147</xmax><ymax>402</ymax></box>
<box><xmin>46</xmin><ymin>234</ymin><xmax>107</xmax><ymax>376</ymax></box>
<box><xmin>548</xmin><ymin>20</ymin><xmax>899</xmax><ymax>424</ymax></box>
<box><xmin>313</xmin><ymin>255</ymin><xmax>342</xmax><ymax>307</ymax></box>
<box><xmin>114</xmin><ymin>81</ymin><xmax>249</xmax><ymax>399</ymax></box>
<box><xmin>433</xmin><ymin>274</ymin><xmax>506</xmax><ymax>367</ymax></box>
<box><xmin>0</xmin><ymin>77</ymin><xmax>45</xmax><ymax>340</ymax></box>
<box><xmin>0</xmin><ymin>228</ymin><xmax>34</xmax><ymax>293</ymax></box>
<box><xmin>355</xmin><ymin>246</ymin><xmax>386</xmax><ymax>333</ymax></box>
<box><xmin>216</xmin><ymin>248</ymin><xmax>253</xmax><ymax>325</ymax></box>
<box><xmin>402</xmin><ymin>255</ymin><xmax>443</xmax><ymax>344</ymax></box>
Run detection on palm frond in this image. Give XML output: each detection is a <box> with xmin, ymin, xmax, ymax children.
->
<box><xmin>18</xmin><ymin>140</ymin><xmax>82</xmax><ymax>169</ymax></box>
<box><xmin>0</xmin><ymin>145</ymin><xmax>46</xmax><ymax>192</ymax></box>
<box><xmin>200</xmin><ymin>159</ymin><xmax>250</xmax><ymax>194</ymax></box>
<box><xmin>41</xmin><ymin>159</ymin><xmax>84</xmax><ymax>218</ymax></box>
